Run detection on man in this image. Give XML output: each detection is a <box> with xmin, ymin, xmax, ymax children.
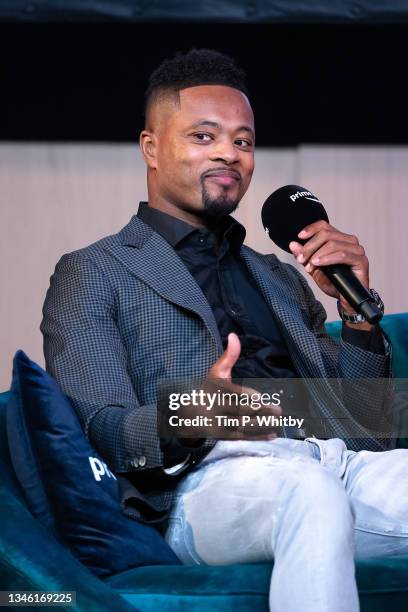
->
<box><xmin>41</xmin><ymin>49</ymin><xmax>408</xmax><ymax>612</ymax></box>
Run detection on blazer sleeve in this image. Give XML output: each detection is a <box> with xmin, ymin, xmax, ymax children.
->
<box><xmin>286</xmin><ymin>263</ymin><xmax>393</xmax><ymax>376</ymax></box>
<box><xmin>41</xmin><ymin>251</ymin><xmax>174</xmax><ymax>473</ymax></box>
<box><xmin>284</xmin><ymin>262</ymin><xmax>395</xmax><ymax>440</ymax></box>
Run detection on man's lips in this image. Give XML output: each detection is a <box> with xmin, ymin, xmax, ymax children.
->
<box><xmin>203</xmin><ymin>169</ymin><xmax>241</xmax><ymax>186</ymax></box>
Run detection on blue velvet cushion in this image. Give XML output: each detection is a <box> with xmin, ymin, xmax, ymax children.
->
<box><xmin>6</xmin><ymin>350</ymin><xmax>181</xmax><ymax>577</ymax></box>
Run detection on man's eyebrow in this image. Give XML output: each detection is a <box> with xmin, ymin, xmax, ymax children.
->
<box><xmin>190</xmin><ymin>120</ymin><xmax>220</xmax><ymax>129</ymax></box>
<box><xmin>189</xmin><ymin>120</ymin><xmax>255</xmax><ymax>137</ymax></box>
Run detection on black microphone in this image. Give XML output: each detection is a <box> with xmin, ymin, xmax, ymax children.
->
<box><xmin>261</xmin><ymin>184</ymin><xmax>383</xmax><ymax>324</ymax></box>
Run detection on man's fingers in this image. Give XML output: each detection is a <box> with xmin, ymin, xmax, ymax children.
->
<box><xmin>294</xmin><ymin>231</ymin><xmax>360</xmax><ymax>266</ymax></box>
<box><xmin>231</xmin><ymin>420</ymin><xmax>279</xmax><ymax>440</ymax></box>
<box><xmin>298</xmin><ymin>220</ymin><xmax>341</xmax><ymax>238</ymax></box>
<box><xmin>238</xmin><ymin>402</ymin><xmax>283</xmax><ymax>417</ymax></box>
<box><xmin>211</xmin><ymin>332</ymin><xmax>241</xmax><ymax>378</ymax></box>
<box><xmin>291</xmin><ymin>235</ymin><xmax>367</xmax><ymax>281</ymax></box>
<box><xmin>289</xmin><ymin>241</ymin><xmax>302</xmax><ymax>256</ymax></box>
<box><xmin>309</xmin><ymin>244</ymin><xmax>366</xmax><ymax>267</ymax></box>
<box><xmin>216</xmin><ymin>381</ymin><xmax>284</xmax><ymax>415</ymax></box>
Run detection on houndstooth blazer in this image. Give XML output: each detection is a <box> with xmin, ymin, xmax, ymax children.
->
<box><xmin>41</xmin><ymin>213</ymin><xmax>394</xmax><ymax>517</ymax></box>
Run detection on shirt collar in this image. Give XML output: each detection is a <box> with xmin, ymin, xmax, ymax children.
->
<box><xmin>136</xmin><ymin>201</ymin><xmax>246</xmax><ymax>252</ymax></box>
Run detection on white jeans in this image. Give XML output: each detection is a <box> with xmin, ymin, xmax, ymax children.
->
<box><xmin>164</xmin><ymin>438</ymin><xmax>408</xmax><ymax>612</ymax></box>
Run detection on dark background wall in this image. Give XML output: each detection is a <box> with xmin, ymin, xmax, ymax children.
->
<box><xmin>2</xmin><ymin>1</ymin><xmax>408</xmax><ymax>24</ymax></box>
<box><xmin>1</xmin><ymin>22</ymin><xmax>407</xmax><ymax>145</ymax></box>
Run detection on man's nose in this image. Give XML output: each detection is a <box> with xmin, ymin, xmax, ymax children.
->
<box><xmin>210</xmin><ymin>138</ymin><xmax>240</xmax><ymax>164</ymax></box>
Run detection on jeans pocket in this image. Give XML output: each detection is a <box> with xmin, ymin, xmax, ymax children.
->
<box><xmin>165</xmin><ymin>513</ymin><xmax>203</xmax><ymax>565</ymax></box>
<box><xmin>305</xmin><ymin>437</ymin><xmax>349</xmax><ymax>478</ymax></box>
<box><xmin>165</xmin><ymin>516</ymin><xmax>183</xmax><ymax>537</ymax></box>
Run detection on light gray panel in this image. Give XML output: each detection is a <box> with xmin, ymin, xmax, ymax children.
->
<box><xmin>1</xmin><ymin>143</ymin><xmax>407</xmax><ymax>390</ymax></box>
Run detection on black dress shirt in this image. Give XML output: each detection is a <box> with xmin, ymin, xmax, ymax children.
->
<box><xmin>137</xmin><ymin>201</ymin><xmax>385</xmax><ymax>466</ymax></box>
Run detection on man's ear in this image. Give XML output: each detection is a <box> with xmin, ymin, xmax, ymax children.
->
<box><xmin>139</xmin><ymin>130</ymin><xmax>158</xmax><ymax>169</ymax></box>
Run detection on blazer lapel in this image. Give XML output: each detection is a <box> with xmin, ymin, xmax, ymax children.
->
<box><xmin>102</xmin><ymin>215</ymin><xmax>223</xmax><ymax>355</ymax></box>
<box><xmin>240</xmin><ymin>245</ymin><xmax>327</xmax><ymax>378</ymax></box>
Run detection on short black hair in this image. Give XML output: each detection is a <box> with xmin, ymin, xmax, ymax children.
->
<box><xmin>145</xmin><ymin>48</ymin><xmax>249</xmax><ymax>119</ymax></box>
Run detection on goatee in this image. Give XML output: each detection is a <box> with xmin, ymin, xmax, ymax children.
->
<box><xmin>200</xmin><ymin>183</ymin><xmax>240</xmax><ymax>217</ymax></box>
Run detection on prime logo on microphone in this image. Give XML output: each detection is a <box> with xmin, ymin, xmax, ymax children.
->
<box><xmin>289</xmin><ymin>190</ymin><xmax>315</xmax><ymax>202</ymax></box>
<box><xmin>261</xmin><ymin>184</ymin><xmax>329</xmax><ymax>253</ymax></box>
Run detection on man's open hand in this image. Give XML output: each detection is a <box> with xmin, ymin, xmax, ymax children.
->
<box><xmin>172</xmin><ymin>333</ymin><xmax>282</xmax><ymax>441</ymax></box>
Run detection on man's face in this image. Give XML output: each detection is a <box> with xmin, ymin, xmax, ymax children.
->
<box><xmin>142</xmin><ymin>85</ymin><xmax>255</xmax><ymax>221</ymax></box>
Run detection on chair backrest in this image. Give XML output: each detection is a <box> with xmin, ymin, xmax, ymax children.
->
<box><xmin>326</xmin><ymin>312</ymin><xmax>408</xmax><ymax>378</ymax></box>
<box><xmin>0</xmin><ymin>391</ymin><xmax>28</xmax><ymax>506</ymax></box>
<box><xmin>0</xmin><ymin>391</ymin><xmax>11</xmax><ymax>467</ymax></box>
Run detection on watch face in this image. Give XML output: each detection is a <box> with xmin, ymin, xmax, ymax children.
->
<box><xmin>337</xmin><ymin>300</ymin><xmax>367</xmax><ymax>323</ymax></box>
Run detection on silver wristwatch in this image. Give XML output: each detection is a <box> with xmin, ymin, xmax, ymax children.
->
<box><xmin>337</xmin><ymin>288</ymin><xmax>384</xmax><ymax>324</ymax></box>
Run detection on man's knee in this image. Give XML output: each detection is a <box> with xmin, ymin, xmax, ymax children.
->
<box><xmin>347</xmin><ymin>447</ymin><xmax>408</xmax><ymax>520</ymax></box>
<box><xmin>283</xmin><ymin>464</ymin><xmax>354</xmax><ymax>525</ymax></box>
<box><xmin>269</xmin><ymin>464</ymin><xmax>355</xmax><ymax>560</ymax></box>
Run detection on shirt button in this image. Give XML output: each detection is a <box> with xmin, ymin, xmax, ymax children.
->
<box><xmin>230</xmin><ymin>309</ymin><xmax>236</xmax><ymax>316</ymax></box>
<box><xmin>138</xmin><ymin>456</ymin><xmax>147</xmax><ymax>467</ymax></box>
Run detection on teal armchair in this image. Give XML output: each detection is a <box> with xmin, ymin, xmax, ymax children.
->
<box><xmin>1</xmin><ymin>313</ymin><xmax>408</xmax><ymax>611</ymax></box>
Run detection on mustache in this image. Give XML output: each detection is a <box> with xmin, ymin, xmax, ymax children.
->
<box><xmin>201</xmin><ymin>167</ymin><xmax>242</xmax><ymax>181</ymax></box>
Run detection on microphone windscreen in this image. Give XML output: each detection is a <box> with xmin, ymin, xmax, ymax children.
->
<box><xmin>261</xmin><ymin>185</ymin><xmax>329</xmax><ymax>253</ymax></box>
